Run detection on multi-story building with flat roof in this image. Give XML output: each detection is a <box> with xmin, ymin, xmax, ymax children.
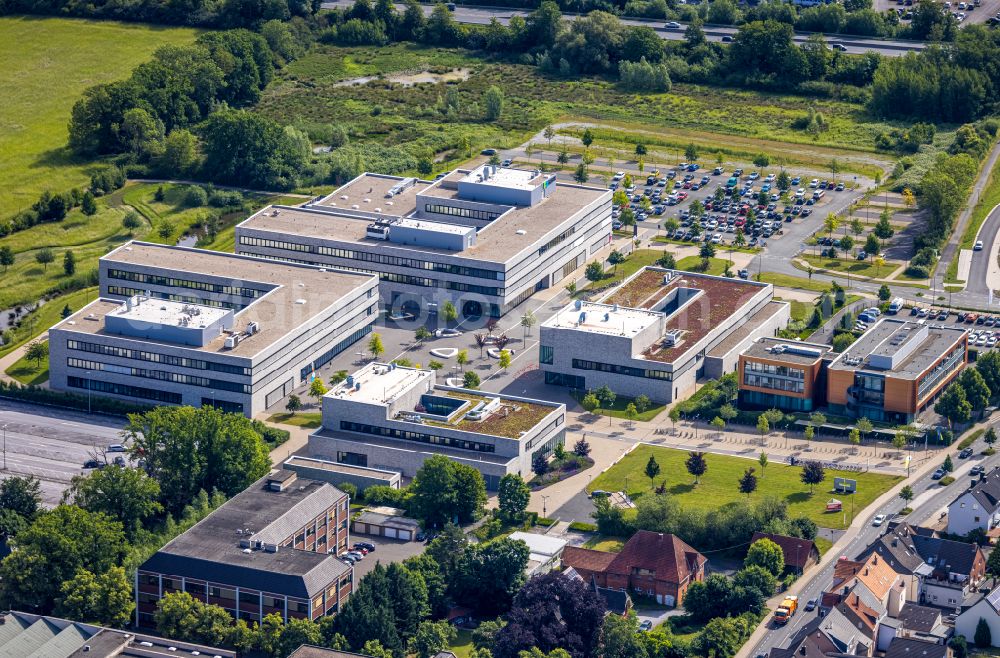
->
<box><xmin>47</xmin><ymin>242</ymin><xmax>379</xmax><ymax>416</ymax></box>
<box><xmin>137</xmin><ymin>470</ymin><xmax>352</xmax><ymax>628</ymax></box>
<box><xmin>234</xmin><ymin>166</ymin><xmax>611</xmax><ymax>320</ymax></box>
<box><xmin>538</xmin><ymin>267</ymin><xmax>790</xmax><ymax>403</ymax></box>
<box><xmin>307</xmin><ymin>362</ymin><xmax>566</xmax><ymax>489</ymax></box>
<box><xmin>826</xmin><ymin>318</ymin><xmax>967</xmax><ymax>423</ymax></box>
<box><xmin>738</xmin><ymin>337</ymin><xmax>833</xmax><ymax>412</ymax></box>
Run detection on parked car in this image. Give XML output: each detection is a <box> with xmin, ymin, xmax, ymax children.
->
<box><xmin>872</xmin><ymin>514</ymin><xmax>887</xmax><ymax>526</ymax></box>
<box><xmin>639</xmin><ymin>620</ymin><xmax>654</xmax><ymax>632</ymax></box>
<box><xmin>83</xmin><ymin>459</ymin><xmax>103</xmax><ymax>469</ymax></box>
<box><xmin>590</xmin><ymin>490</ymin><xmax>610</xmax><ymax>498</ymax></box>
<box><xmin>960</xmin><ymin>448</ymin><xmax>974</xmax><ymax>459</ymax></box>
<box><xmin>107</xmin><ymin>444</ymin><xmax>126</xmax><ymax>453</ymax></box>
<box><xmin>932</xmin><ymin>469</ymin><xmax>945</xmax><ymax>480</ymax></box>
<box><xmin>481</xmin><ymin>148</ymin><xmax>497</xmax><ymax>156</ymax></box>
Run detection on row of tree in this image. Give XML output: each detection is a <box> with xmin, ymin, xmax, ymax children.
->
<box><xmin>935</xmin><ymin>351</ymin><xmax>1000</xmax><ymax>428</ymax></box>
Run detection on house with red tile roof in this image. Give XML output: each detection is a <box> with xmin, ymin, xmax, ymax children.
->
<box><xmin>560</xmin><ymin>531</ymin><xmax>707</xmax><ymax>607</ymax></box>
<box><xmin>751</xmin><ymin>532</ymin><xmax>821</xmax><ymax>574</ymax></box>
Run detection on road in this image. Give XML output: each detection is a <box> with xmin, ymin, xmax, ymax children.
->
<box><xmin>747</xmin><ymin>434</ymin><xmax>995</xmax><ymax>657</ymax></box>
<box><xmin>0</xmin><ymin>401</ymin><xmax>124</xmax><ymax>505</ymax></box>
<box><xmin>320</xmin><ymin>0</ymin><xmax>928</xmax><ymax>56</ymax></box>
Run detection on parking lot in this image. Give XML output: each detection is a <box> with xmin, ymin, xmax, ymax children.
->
<box><xmin>0</xmin><ymin>401</ymin><xmax>125</xmax><ymax>505</ymax></box>
<box><xmin>344</xmin><ymin>535</ymin><xmax>427</xmax><ymax>579</ymax></box>
<box><xmin>874</xmin><ymin>0</ymin><xmax>1000</xmax><ymax>23</ymax></box>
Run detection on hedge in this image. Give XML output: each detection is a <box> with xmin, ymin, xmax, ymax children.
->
<box><xmin>0</xmin><ymin>380</ymin><xmax>152</xmax><ymax>416</ymax></box>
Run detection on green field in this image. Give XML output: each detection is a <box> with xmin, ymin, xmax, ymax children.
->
<box><xmin>570</xmin><ymin>390</ymin><xmax>665</xmax><ymax>422</ymax></box>
<box><xmin>677</xmin><ymin>255</ymin><xmax>731</xmax><ymax>276</ymax></box>
<box><xmin>800</xmin><ymin>254</ymin><xmax>891</xmax><ymax>279</ymax></box>
<box><xmin>756</xmin><ymin>272</ymin><xmax>845</xmax><ymax>294</ymax></box>
<box><xmin>5</xmin><ymin>352</ymin><xmax>49</xmax><ymax>385</ymax></box>
<box><xmin>589</xmin><ymin>445</ymin><xmax>900</xmax><ymax>528</ymax></box>
<box><xmin>0</xmin><ymin>287</ymin><xmax>97</xmax><ymax>358</ymax></box>
<box><xmin>267</xmin><ymin>412</ymin><xmax>323</xmax><ymax>429</ymax></box>
<box><xmin>0</xmin><ymin>16</ymin><xmax>198</xmax><ymax>217</ymax></box>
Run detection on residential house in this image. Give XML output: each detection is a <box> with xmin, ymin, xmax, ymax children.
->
<box><xmin>956</xmin><ymin>587</ymin><xmax>1000</xmax><ymax>647</ymax></box>
<box><xmin>947</xmin><ymin>468</ymin><xmax>1000</xmax><ymax>536</ymax></box>
<box><xmin>884</xmin><ymin>637</ymin><xmax>949</xmax><ymax>658</ymax></box>
<box><xmin>751</xmin><ymin>532</ymin><xmax>821</xmax><ymax>574</ymax></box>
<box><xmin>824</xmin><ymin>554</ymin><xmax>906</xmax><ymax>617</ymax></box>
<box><xmin>771</xmin><ymin>609</ymin><xmax>875</xmax><ymax>658</ymax></box>
<box><xmin>561</xmin><ymin>530</ymin><xmax>707</xmax><ymax>607</ymax></box>
<box><xmin>896</xmin><ymin>603</ymin><xmax>949</xmax><ymax>644</ymax></box>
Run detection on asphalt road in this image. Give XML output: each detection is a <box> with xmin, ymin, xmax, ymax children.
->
<box><xmin>0</xmin><ymin>401</ymin><xmax>125</xmax><ymax>505</ymax></box>
<box><xmin>748</xmin><ymin>436</ymin><xmax>996</xmax><ymax>657</ymax></box>
<box><xmin>320</xmin><ymin>0</ymin><xmax>927</xmax><ymax>56</ymax></box>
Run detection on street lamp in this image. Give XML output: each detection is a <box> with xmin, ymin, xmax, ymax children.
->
<box><xmin>541</xmin><ymin>495</ymin><xmax>549</xmax><ymax>518</ymax></box>
<box><xmin>84</xmin><ymin>370</ymin><xmax>92</xmax><ymax>415</ymax></box>
<box><xmin>2</xmin><ymin>424</ymin><xmax>6</xmax><ymax>472</ymax></box>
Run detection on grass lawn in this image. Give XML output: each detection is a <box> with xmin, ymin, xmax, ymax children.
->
<box><xmin>582</xmin><ymin>536</ymin><xmax>626</xmax><ymax>552</ymax></box>
<box><xmin>267</xmin><ymin>412</ymin><xmax>323</xmax><ymax>429</ymax></box>
<box><xmin>0</xmin><ymin>287</ymin><xmax>97</xmax><ymax>359</ymax></box>
<box><xmin>961</xmin><ymin>157</ymin><xmax>1000</xmax><ymax>251</ymax></box>
<box><xmin>663</xmin><ymin>615</ymin><xmax>704</xmax><ymax>642</ymax></box>
<box><xmin>814</xmin><ymin>536</ymin><xmax>834</xmax><ymax>555</ymax></box>
<box><xmin>676</xmin><ymin>255</ymin><xmax>732</xmax><ymax>276</ymax></box>
<box><xmin>0</xmin><ymin>16</ymin><xmax>198</xmax><ymax>217</ymax></box>
<box><xmin>652</xmin><ymin>236</ymin><xmax>760</xmax><ymax>255</ymax></box>
<box><xmin>5</xmin><ymin>353</ymin><xmax>49</xmax><ymax>385</ymax></box>
<box><xmin>755</xmin><ymin>272</ymin><xmax>843</xmax><ymax>294</ymax></box>
<box><xmin>570</xmin><ymin>390</ymin><xmax>665</xmax><ymax>421</ymax></box>
<box><xmin>800</xmin><ymin>254</ymin><xmax>889</xmax><ymax>279</ymax></box>
<box><xmin>449</xmin><ymin>629</ymin><xmax>474</xmax><ymax>658</ymax></box>
<box><xmin>588</xmin><ymin>445</ymin><xmax>900</xmax><ymax>528</ymax></box>
<box><xmin>583</xmin><ymin>249</ymin><xmax>664</xmax><ymax>292</ymax></box>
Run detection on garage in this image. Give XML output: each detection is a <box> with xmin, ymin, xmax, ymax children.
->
<box><xmin>351</xmin><ymin>506</ymin><xmax>421</xmax><ymax>542</ymax></box>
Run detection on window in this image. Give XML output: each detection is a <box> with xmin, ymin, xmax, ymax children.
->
<box><xmin>67</xmin><ymin>376</ymin><xmax>182</xmax><ymax>404</ymax></box>
<box><xmin>572</xmin><ymin>358</ymin><xmax>671</xmax><ymax>381</ymax></box>
<box><xmin>424</xmin><ymin>203</ymin><xmax>502</xmax><ymax>222</ymax></box>
<box><xmin>539</xmin><ymin>345</ymin><xmax>554</xmax><ymax>365</ymax></box>
<box><xmin>67</xmin><ymin>358</ymin><xmax>251</xmax><ymax>393</ymax></box>
<box><xmin>107</xmin><ymin>269</ymin><xmax>268</xmax><ymax>299</ymax></box>
<box><xmin>340</xmin><ymin>421</ymin><xmax>496</xmax><ymax>453</ymax></box>
<box><xmin>545</xmin><ymin>371</ymin><xmax>586</xmax><ymax>389</ymax></box>
<box><xmin>300</xmin><ymin>325</ymin><xmax>372</xmax><ymax>379</ymax></box>
<box><xmin>66</xmin><ymin>339</ymin><xmax>249</xmax><ymax>375</ymax></box>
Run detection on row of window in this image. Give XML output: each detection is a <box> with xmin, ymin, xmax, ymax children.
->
<box><xmin>917</xmin><ymin>343</ymin><xmax>966</xmax><ymax>399</ymax></box>
<box><xmin>744</xmin><ymin>361</ymin><xmax>805</xmax><ymax>380</ymax></box>
<box><xmin>108</xmin><ymin>286</ymin><xmax>243</xmax><ymax>311</ymax></box>
<box><xmin>66</xmin><ymin>339</ymin><xmax>250</xmax><ymax>376</ymax></box>
<box><xmin>340</xmin><ymin>420</ymin><xmax>497</xmax><ymax>453</ymax></box>
<box><xmin>538</xmin><ymin>225</ymin><xmax>576</xmax><ymax>257</ymax></box>
<box><xmin>107</xmin><ymin>269</ymin><xmax>269</xmax><ymax>299</ymax></box>
<box><xmin>68</xmin><ymin>376</ymin><xmax>182</xmax><ymax>404</ymax></box>
<box><xmin>572</xmin><ymin>358</ymin><xmax>672</xmax><ymax>381</ymax></box>
<box><xmin>742</xmin><ymin>373</ymin><xmax>805</xmax><ymax>394</ymax></box>
<box><xmin>739</xmin><ymin>389</ymin><xmax>814</xmax><ymax>412</ymax></box>
<box><xmin>424</xmin><ymin>203</ymin><xmax>502</xmax><ymax>222</ymax></box>
<box><xmin>204</xmin><ymin>398</ymin><xmax>245</xmax><ymax>414</ymax></box>
<box><xmin>239</xmin><ymin>235</ymin><xmax>503</xmax><ymax>280</ymax></box>
<box><xmin>68</xmin><ymin>358</ymin><xmax>250</xmax><ymax>393</ymax></box>
<box><xmin>300</xmin><ymin>324</ymin><xmax>373</xmax><ymax>380</ymax></box>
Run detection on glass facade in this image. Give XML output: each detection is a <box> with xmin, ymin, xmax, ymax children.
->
<box><xmin>539</xmin><ymin>345</ymin><xmax>554</xmax><ymax>365</ymax></box>
<box><xmin>67</xmin><ymin>357</ymin><xmax>250</xmax><ymax>393</ymax></box>
<box><xmin>742</xmin><ymin>361</ymin><xmax>806</xmax><ymax>394</ymax></box>
<box><xmin>299</xmin><ymin>324</ymin><xmax>372</xmax><ymax>379</ymax></box>
<box><xmin>66</xmin><ymin>339</ymin><xmax>250</xmax><ymax>375</ymax></box>
<box><xmin>424</xmin><ymin>203</ymin><xmax>502</xmax><ymax>222</ymax></box>
<box><xmin>68</xmin><ymin>376</ymin><xmax>182</xmax><ymax>404</ymax></box>
<box><xmin>740</xmin><ymin>389</ymin><xmax>814</xmax><ymax>412</ymax></box>
<box><xmin>572</xmin><ymin>358</ymin><xmax>672</xmax><ymax>380</ymax></box>
<box><xmin>917</xmin><ymin>343</ymin><xmax>965</xmax><ymax>399</ymax></box>
<box><xmin>544</xmin><ymin>371</ymin><xmax>586</xmax><ymax>389</ymax></box>
<box><xmin>107</xmin><ymin>269</ymin><xmax>268</xmax><ymax>299</ymax></box>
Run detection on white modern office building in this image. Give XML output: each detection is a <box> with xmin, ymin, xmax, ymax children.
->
<box><xmin>234</xmin><ymin>166</ymin><xmax>612</xmax><ymax>320</ymax></box>
<box><xmin>538</xmin><ymin>267</ymin><xmax>790</xmax><ymax>403</ymax></box>
<box><xmin>48</xmin><ymin>242</ymin><xmax>379</xmax><ymax>416</ymax></box>
<box><xmin>307</xmin><ymin>362</ymin><xmax>566</xmax><ymax>489</ymax></box>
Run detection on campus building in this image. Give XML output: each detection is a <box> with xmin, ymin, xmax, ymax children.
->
<box><xmin>307</xmin><ymin>362</ymin><xmax>566</xmax><ymax>489</ymax></box>
<box><xmin>826</xmin><ymin>318</ymin><xmax>968</xmax><ymax>424</ymax></box>
<box><xmin>137</xmin><ymin>471</ymin><xmax>352</xmax><ymax>629</ymax></box>
<box><xmin>234</xmin><ymin>166</ymin><xmax>612</xmax><ymax>320</ymax></box>
<box><xmin>47</xmin><ymin>242</ymin><xmax>379</xmax><ymax>416</ymax></box>
<box><xmin>738</xmin><ymin>337</ymin><xmax>833</xmax><ymax>412</ymax></box>
<box><xmin>538</xmin><ymin>267</ymin><xmax>790</xmax><ymax>403</ymax></box>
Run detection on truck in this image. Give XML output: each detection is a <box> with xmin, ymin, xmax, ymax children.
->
<box><xmin>774</xmin><ymin>596</ymin><xmax>798</xmax><ymax>625</ymax></box>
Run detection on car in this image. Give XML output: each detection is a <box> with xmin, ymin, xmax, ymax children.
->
<box><xmin>972</xmin><ymin>465</ymin><xmax>986</xmax><ymax>476</ymax></box>
<box><xmin>809</xmin><ymin>178</ymin><xmax>820</xmax><ymax>188</ymax></box>
<box><xmin>83</xmin><ymin>459</ymin><xmax>103</xmax><ymax>469</ymax></box>
<box><xmin>416</xmin><ymin>530</ymin><xmax>427</xmax><ymax>542</ymax></box>
<box><xmin>481</xmin><ymin>148</ymin><xmax>497</xmax><ymax>156</ymax></box>
<box><xmin>590</xmin><ymin>490</ymin><xmax>610</xmax><ymax>498</ymax></box>
<box><xmin>932</xmin><ymin>468</ymin><xmax>945</xmax><ymax>480</ymax></box>
<box><xmin>873</xmin><ymin>514</ymin><xmax>887</xmax><ymax>526</ymax></box>
<box><xmin>107</xmin><ymin>444</ymin><xmax>126</xmax><ymax>453</ymax></box>
<box><xmin>665</xmin><ymin>20</ymin><xmax>682</xmax><ymax>28</ymax></box>
<box><xmin>354</xmin><ymin>541</ymin><xmax>376</xmax><ymax>552</ymax></box>
<box><xmin>831</xmin><ymin>42</ymin><xmax>848</xmax><ymax>51</ymax></box>
<box><xmin>721</xmin><ymin>34</ymin><xmax>733</xmax><ymax>42</ymax></box>
<box><xmin>446</xmin><ymin>2</ymin><xmax>456</xmax><ymax>9</ymax></box>
<box><xmin>857</xmin><ymin>251</ymin><xmax>867</xmax><ymax>260</ymax></box>
<box><xmin>975</xmin><ymin>240</ymin><xmax>985</xmax><ymax>251</ymax></box>
<box><xmin>501</xmin><ymin>158</ymin><xmax>512</xmax><ymax>167</ymax></box>
<box><xmin>960</xmin><ymin>448</ymin><xmax>974</xmax><ymax>459</ymax></box>
<box><xmin>639</xmin><ymin>620</ymin><xmax>654</xmax><ymax>632</ymax></box>
<box><xmin>805</xmin><ymin>599</ymin><xmax>817</xmax><ymax>612</ymax></box>
<box><xmin>835</xmin><ymin>182</ymin><xmax>845</xmax><ymax>191</ymax></box>
<box><xmin>347</xmin><ymin>550</ymin><xmax>365</xmax><ymax>561</ymax></box>
<box><xmin>339</xmin><ymin>553</ymin><xmax>358</xmax><ymax>564</ymax></box>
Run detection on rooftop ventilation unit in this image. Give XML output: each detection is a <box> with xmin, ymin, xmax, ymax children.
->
<box><xmin>574</xmin><ymin>299</ymin><xmax>583</xmax><ymax>311</ymax></box>
<box><xmin>386</xmin><ymin>178</ymin><xmax>417</xmax><ymax>198</ymax></box>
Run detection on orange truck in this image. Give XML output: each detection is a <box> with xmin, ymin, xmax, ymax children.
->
<box><xmin>774</xmin><ymin>596</ymin><xmax>798</xmax><ymax>625</ymax></box>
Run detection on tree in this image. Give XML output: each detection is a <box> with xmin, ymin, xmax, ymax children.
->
<box><xmin>601</xmin><ymin>613</ymin><xmax>649</xmax><ymax>658</ymax></box>
<box><xmin>443</xmin><ymin>300</ymin><xmax>459</xmax><ymax>323</ymax></box>
<box><xmin>124</xmin><ymin>406</ymin><xmax>270</xmax><ymax>515</ymax></box>
<box><xmin>625</xmin><ymin>402</ymin><xmax>638</xmax><ymax>424</ymax></box>
<box><xmin>574</xmin><ymin>163</ymin><xmax>589</xmax><ymax>184</ymax></box>
<box><xmin>645</xmin><ymin>455</ymin><xmax>661</xmax><ymax>489</ymax></box>
<box><xmin>686</xmin><ymin>451</ymin><xmax>707</xmax><ymax>484</ymax></box>
<box><xmin>986</xmin><ymin>541</ymin><xmax>1000</xmax><ymax>585</ymax></box>
<box><xmin>520</xmin><ymin>310</ymin><xmax>537</xmax><ymax>338</ymax></box>
<box><xmin>464</xmin><ymin>371</ymin><xmax>481</xmax><ymax>389</ymax></box>
<box><xmin>758</xmin><ymin>450</ymin><xmax>769</xmax><ymax>477</ymax></box>
<box><xmin>35</xmin><ymin>247</ymin><xmax>55</xmax><ymax>270</ymax></box>
<box><xmin>585</xmin><ymin>261</ymin><xmax>604</xmax><ymax>282</ymax></box>
<box><xmin>81</xmin><ymin>190</ymin><xmax>97</xmax><ymax>215</ymax></box>
<box><xmin>498</xmin><ymin>473</ymin><xmax>530</xmax><ymax>522</ymax></box>
<box><xmin>25</xmin><ymin>340</ymin><xmax>48</xmax><ymax>368</ymax></box>
<box><xmin>409</xmin><ymin>455</ymin><xmax>486</xmax><ymax>526</ymax></box>
<box><xmin>573</xmin><ymin>438</ymin><xmax>591</xmax><ymax>459</ymax></box>
<box><xmin>746</xmin><ymin>538</ymin><xmax>784</xmax><ymax>576</ymax></box>
<box><xmin>492</xmin><ymin>572</ymin><xmax>604</xmax><ymax>658</ymax></box>
<box><xmin>56</xmin><ymin>566</ymin><xmax>133</xmax><ymax>627</ymax></box>
<box><xmin>64</xmin><ymin>465</ymin><xmax>162</xmax><ymax>537</ymax></box>
<box><xmin>739</xmin><ymin>468</ymin><xmax>758</xmax><ymax>497</ymax></box>
<box><xmin>757</xmin><ymin>415</ymin><xmax>770</xmax><ymax>445</ymax></box>
<box><xmin>936</xmin><ymin>384</ymin><xmax>971</xmax><ymax>428</ymax></box>
<box><xmin>362</xmin><ymin>640</ymin><xmax>394</xmax><ymax>658</ymax></box>
<box><xmin>59</xmin><ymin>249</ymin><xmax>76</xmax><ymax>277</ymax></box>
<box><xmin>453</xmin><ymin>537</ymin><xmax>530</xmax><ymax>616</ymax></box>
<box><xmin>899</xmin><ymin>484</ymin><xmax>914</xmax><ymax>507</ymax></box>
<box><xmin>753</xmin><ymin>153</ymin><xmax>771</xmax><ymax>172</ymax></box>
<box><xmin>987</xmin><ymin>427</ymin><xmax>998</xmax><ymax>450</ymax></box>
<box><xmin>154</xmin><ymin>592</ymin><xmax>241</xmax><ymax>650</ymax></box>
<box><xmin>0</xmin><ymin>505</ymin><xmax>127</xmax><ymax>612</ymax></box>
<box><xmin>685</xmin><ymin>143</ymin><xmax>699</xmax><ymax>162</ymax></box>
<box><xmin>484</xmin><ymin>86</ymin><xmax>505</xmax><ymax>121</ymax></box>
<box><xmin>874</xmin><ymin>211</ymin><xmax>895</xmax><ymax>242</ymax></box>
<box><xmin>412</xmin><ymin>620</ymin><xmax>457</xmax><ymax>658</ymax></box>
<box><xmin>457</xmin><ymin>350</ymin><xmax>469</xmax><ymax>372</ymax></box>
<box><xmin>309</xmin><ymin>376</ymin><xmax>328</xmax><ymax>404</ymax></box>
<box><xmin>543</xmin><ymin>125</ymin><xmax>555</xmax><ymax>146</ymax></box>
<box><xmin>801</xmin><ymin>461</ymin><xmax>826</xmax><ymax>493</ymax></box>
<box><xmin>201</xmin><ymin>109</ymin><xmax>306</xmax><ymax>190</ymax></box>
<box><xmin>498</xmin><ymin>349</ymin><xmax>512</xmax><ymax>371</ymax></box>
<box><xmin>595</xmin><ymin>385</ymin><xmax>616</xmax><ymax>409</ymax></box>
<box><xmin>951</xmin><ymin>635</ymin><xmax>969</xmax><ymax>658</ymax></box>
<box><xmin>943</xmin><ymin>453</ymin><xmax>954</xmax><ymax>473</ymax></box>
<box><xmin>865</xmin><ymin>233</ymin><xmax>881</xmax><ymax>257</ymax></box>
<box><xmin>976</xmin><ymin>618</ymin><xmax>993</xmax><ymax>648</ymax></box>
<box><xmin>581</xmin><ymin>128</ymin><xmax>594</xmax><ymax>147</ymax></box>
<box><xmin>960</xmin><ymin>368</ymin><xmax>992</xmax><ymax>416</ymax></box>
<box><xmin>122</xmin><ymin>209</ymin><xmax>142</xmax><ymax>234</ymax></box>
<box><xmin>0</xmin><ymin>246</ymin><xmax>13</xmax><ymax>272</ymax></box>
<box><xmin>692</xmin><ymin>616</ymin><xmax>747</xmax><ymax>658</ymax></box>
<box><xmin>849</xmin><ymin>428</ymin><xmax>861</xmax><ymax>452</ymax></box>
<box><xmin>824</xmin><ymin>213</ymin><xmax>840</xmax><ymax>238</ymax></box>
<box><xmin>285</xmin><ymin>394</ymin><xmax>302</xmax><ymax>415</ymax></box>
<box><xmin>804</xmin><ymin>425</ymin><xmax>815</xmax><ymax>442</ymax></box>
<box><xmin>856</xmin><ymin>417</ymin><xmax>874</xmax><ymax>445</ymax></box>
<box><xmin>369</xmin><ymin>332</ymin><xmax>385</xmax><ymax>359</ymax></box>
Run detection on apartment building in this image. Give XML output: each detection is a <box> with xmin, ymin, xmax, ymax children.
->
<box><xmin>538</xmin><ymin>267</ymin><xmax>789</xmax><ymax>403</ymax></box>
<box><xmin>307</xmin><ymin>362</ymin><xmax>566</xmax><ymax>489</ymax></box>
<box><xmin>234</xmin><ymin>166</ymin><xmax>611</xmax><ymax>320</ymax></box>
<box><xmin>137</xmin><ymin>471</ymin><xmax>352</xmax><ymax>628</ymax></box>
<box><xmin>826</xmin><ymin>319</ymin><xmax>968</xmax><ymax>423</ymax></box>
<box><xmin>738</xmin><ymin>337</ymin><xmax>833</xmax><ymax>412</ymax></box>
<box><xmin>47</xmin><ymin>242</ymin><xmax>379</xmax><ymax>416</ymax></box>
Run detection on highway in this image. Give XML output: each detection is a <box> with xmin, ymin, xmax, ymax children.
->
<box><xmin>320</xmin><ymin>0</ymin><xmax>928</xmax><ymax>56</ymax></box>
<box><xmin>747</xmin><ymin>437</ymin><xmax>995</xmax><ymax>657</ymax></box>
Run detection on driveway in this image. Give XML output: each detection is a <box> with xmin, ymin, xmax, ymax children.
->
<box><xmin>346</xmin><ymin>536</ymin><xmax>427</xmax><ymax>579</ymax></box>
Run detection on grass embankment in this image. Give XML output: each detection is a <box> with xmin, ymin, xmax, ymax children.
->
<box><xmin>0</xmin><ymin>16</ymin><xmax>198</xmax><ymax>217</ymax></box>
<box><xmin>0</xmin><ymin>287</ymin><xmax>96</xmax><ymax>359</ymax></box>
<box><xmin>676</xmin><ymin>255</ymin><xmax>731</xmax><ymax>276</ymax></box>
<box><xmin>588</xmin><ymin>445</ymin><xmax>900</xmax><ymax>528</ymax></box>
<box><xmin>799</xmin><ymin>254</ymin><xmax>891</xmax><ymax>280</ymax></box>
<box><xmin>267</xmin><ymin>412</ymin><xmax>323</xmax><ymax>429</ymax></box>
<box><xmin>756</xmin><ymin>272</ymin><xmax>847</xmax><ymax>293</ymax></box>
<box><xmin>570</xmin><ymin>390</ymin><xmax>665</xmax><ymax>422</ymax></box>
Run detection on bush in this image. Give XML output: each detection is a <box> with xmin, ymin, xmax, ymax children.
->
<box><xmin>568</xmin><ymin>521</ymin><xmax>598</xmax><ymax>532</ymax></box>
<box><xmin>363</xmin><ymin>485</ymin><xmax>406</xmax><ymax>506</ymax></box>
<box><xmin>0</xmin><ymin>380</ymin><xmax>151</xmax><ymax>416</ymax></box>
<box><xmin>184</xmin><ymin>186</ymin><xmax>208</xmax><ymax>208</ymax></box>
<box><xmin>251</xmin><ymin>420</ymin><xmax>289</xmax><ymax>447</ymax></box>
<box><xmin>939</xmin><ymin>476</ymin><xmax>956</xmax><ymax>486</ymax></box>
<box><xmin>336</xmin><ymin>482</ymin><xmax>358</xmax><ymax>500</ymax></box>
<box><xmin>208</xmin><ymin>189</ymin><xmax>244</xmax><ymax>208</ymax></box>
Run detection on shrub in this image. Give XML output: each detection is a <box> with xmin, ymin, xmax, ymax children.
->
<box><xmin>569</xmin><ymin>521</ymin><xmax>597</xmax><ymax>532</ymax></box>
<box><xmin>184</xmin><ymin>186</ymin><xmax>208</xmax><ymax>208</ymax></box>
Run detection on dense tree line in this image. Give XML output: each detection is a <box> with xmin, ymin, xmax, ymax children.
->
<box><xmin>0</xmin><ymin>0</ymin><xmax>319</xmax><ymax>28</ymax></box>
<box><xmin>935</xmin><ymin>352</ymin><xmax>1000</xmax><ymax>428</ymax></box>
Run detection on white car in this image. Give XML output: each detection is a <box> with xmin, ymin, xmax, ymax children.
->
<box><xmin>975</xmin><ymin>240</ymin><xmax>984</xmax><ymax>251</ymax></box>
<box><xmin>712</xmin><ymin>233</ymin><xmax>723</xmax><ymax>244</ymax></box>
<box><xmin>613</xmin><ymin>171</ymin><xmax>625</xmax><ymax>181</ymax></box>
<box><xmin>665</xmin><ymin>20</ymin><xmax>682</xmax><ymax>28</ymax></box>
<box><xmin>872</xmin><ymin>514</ymin><xmax>887</xmax><ymax>526</ymax></box>
<box><xmin>809</xmin><ymin>179</ymin><xmax>820</xmax><ymax>188</ymax></box>
<box><xmin>107</xmin><ymin>444</ymin><xmax>127</xmax><ymax>453</ymax></box>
